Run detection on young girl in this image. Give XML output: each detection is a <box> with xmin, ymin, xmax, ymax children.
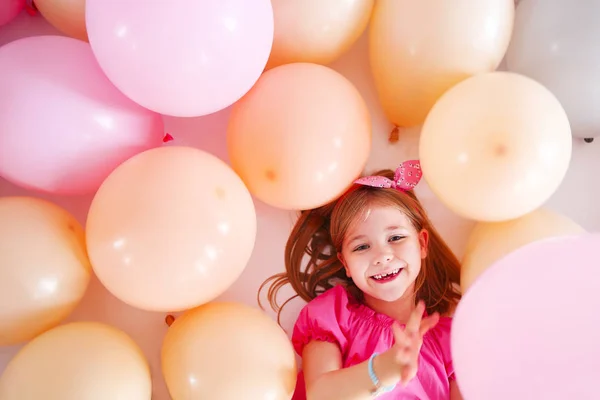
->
<box><xmin>261</xmin><ymin>160</ymin><xmax>464</xmax><ymax>399</ymax></box>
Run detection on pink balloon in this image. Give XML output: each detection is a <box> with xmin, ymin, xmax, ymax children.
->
<box><xmin>0</xmin><ymin>0</ymin><xmax>24</xmax><ymax>27</ymax></box>
<box><xmin>0</xmin><ymin>35</ymin><xmax>164</xmax><ymax>195</ymax></box>
<box><xmin>85</xmin><ymin>0</ymin><xmax>274</xmax><ymax>117</ymax></box>
<box><xmin>452</xmin><ymin>234</ymin><xmax>600</xmax><ymax>400</ymax></box>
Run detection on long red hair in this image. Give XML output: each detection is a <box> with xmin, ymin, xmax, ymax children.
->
<box><xmin>259</xmin><ymin>169</ymin><xmax>461</xmax><ymax>323</ymax></box>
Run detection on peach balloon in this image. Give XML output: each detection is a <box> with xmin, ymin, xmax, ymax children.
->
<box><xmin>86</xmin><ymin>146</ymin><xmax>257</xmax><ymax>312</ymax></box>
<box><xmin>34</xmin><ymin>0</ymin><xmax>87</xmax><ymax>42</ymax></box>
<box><xmin>266</xmin><ymin>0</ymin><xmax>374</xmax><ymax>69</ymax></box>
<box><xmin>227</xmin><ymin>62</ymin><xmax>371</xmax><ymax>210</ymax></box>
<box><xmin>0</xmin><ymin>197</ymin><xmax>91</xmax><ymax>346</ymax></box>
<box><xmin>419</xmin><ymin>72</ymin><xmax>572</xmax><ymax>222</ymax></box>
<box><xmin>0</xmin><ymin>322</ymin><xmax>151</xmax><ymax>399</ymax></box>
<box><xmin>162</xmin><ymin>302</ymin><xmax>297</xmax><ymax>400</ymax></box>
<box><xmin>461</xmin><ymin>208</ymin><xmax>585</xmax><ymax>292</ymax></box>
<box><xmin>369</xmin><ymin>0</ymin><xmax>514</xmax><ymax>127</ymax></box>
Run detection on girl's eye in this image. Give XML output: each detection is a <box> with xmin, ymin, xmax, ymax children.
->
<box><xmin>353</xmin><ymin>244</ymin><xmax>369</xmax><ymax>252</ymax></box>
<box><xmin>389</xmin><ymin>235</ymin><xmax>405</xmax><ymax>242</ymax></box>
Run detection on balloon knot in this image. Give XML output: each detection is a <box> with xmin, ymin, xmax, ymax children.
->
<box><xmin>25</xmin><ymin>0</ymin><xmax>37</xmax><ymax>15</ymax></box>
<box><xmin>389</xmin><ymin>126</ymin><xmax>400</xmax><ymax>143</ymax></box>
<box><xmin>163</xmin><ymin>133</ymin><xmax>174</xmax><ymax>143</ymax></box>
<box><xmin>165</xmin><ymin>314</ymin><xmax>175</xmax><ymax>327</ymax></box>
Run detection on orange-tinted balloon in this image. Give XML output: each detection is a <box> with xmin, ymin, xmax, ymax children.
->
<box><xmin>162</xmin><ymin>302</ymin><xmax>297</xmax><ymax>400</ymax></box>
<box><xmin>227</xmin><ymin>62</ymin><xmax>371</xmax><ymax>210</ymax></box>
<box><xmin>419</xmin><ymin>72</ymin><xmax>572</xmax><ymax>222</ymax></box>
<box><xmin>266</xmin><ymin>0</ymin><xmax>374</xmax><ymax>69</ymax></box>
<box><xmin>0</xmin><ymin>322</ymin><xmax>152</xmax><ymax>399</ymax></box>
<box><xmin>86</xmin><ymin>146</ymin><xmax>257</xmax><ymax>312</ymax></box>
<box><xmin>369</xmin><ymin>0</ymin><xmax>514</xmax><ymax>127</ymax></box>
<box><xmin>0</xmin><ymin>197</ymin><xmax>91</xmax><ymax>346</ymax></box>
<box><xmin>34</xmin><ymin>0</ymin><xmax>87</xmax><ymax>42</ymax></box>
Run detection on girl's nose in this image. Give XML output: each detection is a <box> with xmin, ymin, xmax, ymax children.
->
<box><xmin>373</xmin><ymin>251</ymin><xmax>393</xmax><ymax>265</ymax></box>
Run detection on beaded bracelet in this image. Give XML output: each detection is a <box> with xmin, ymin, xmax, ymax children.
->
<box><xmin>368</xmin><ymin>352</ymin><xmax>396</xmax><ymax>397</ymax></box>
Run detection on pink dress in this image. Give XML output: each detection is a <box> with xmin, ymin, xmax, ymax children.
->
<box><xmin>291</xmin><ymin>285</ymin><xmax>455</xmax><ymax>400</ymax></box>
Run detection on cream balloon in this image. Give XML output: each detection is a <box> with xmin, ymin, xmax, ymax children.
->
<box><xmin>34</xmin><ymin>0</ymin><xmax>87</xmax><ymax>42</ymax></box>
<box><xmin>461</xmin><ymin>208</ymin><xmax>585</xmax><ymax>292</ymax></box>
<box><xmin>0</xmin><ymin>322</ymin><xmax>151</xmax><ymax>399</ymax></box>
<box><xmin>0</xmin><ymin>197</ymin><xmax>91</xmax><ymax>346</ymax></box>
<box><xmin>266</xmin><ymin>0</ymin><xmax>374</xmax><ymax>69</ymax></box>
<box><xmin>420</xmin><ymin>72</ymin><xmax>572</xmax><ymax>222</ymax></box>
<box><xmin>162</xmin><ymin>302</ymin><xmax>297</xmax><ymax>400</ymax></box>
<box><xmin>86</xmin><ymin>146</ymin><xmax>257</xmax><ymax>312</ymax></box>
<box><xmin>369</xmin><ymin>0</ymin><xmax>514</xmax><ymax>127</ymax></box>
<box><xmin>227</xmin><ymin>62</ymin><xmax>371</xmax><ymax>210</ymax></box>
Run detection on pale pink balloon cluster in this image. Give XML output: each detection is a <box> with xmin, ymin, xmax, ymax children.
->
<box><xmin>0</xmin><ymin>0</ymin><xmax>274</xmax><ymax>195</ymax></box>
<box><xmin>0</xmin><ymin>36</ymin><xmax>165</xmax><ymax>195</ymax></box>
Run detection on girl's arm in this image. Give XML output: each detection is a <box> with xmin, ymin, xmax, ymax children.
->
<box><xmin>302</xmin><ymin>302</ymin><xmax>440</xmax><ymax>400</ymax></box>
<box><xmin>302</xmin><ymin>340</ymin><xmax>400</xmax><ymax>400</ymax></box>
<box><xmin>449</xmin><ymin>381</ymin><xmax>463</xmax><ymax>400</ymax></box>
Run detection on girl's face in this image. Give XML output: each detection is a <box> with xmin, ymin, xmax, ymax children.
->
<box><xmin>338</xmin><ymin>205</ymin><xmax>428</xmax><ymax>303</ymax></box>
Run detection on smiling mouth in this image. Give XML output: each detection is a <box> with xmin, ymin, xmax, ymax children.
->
<box><xmin>370</xmin><ymin>268</ymin><xmax>402</xmax><ymax>282</ymax></box>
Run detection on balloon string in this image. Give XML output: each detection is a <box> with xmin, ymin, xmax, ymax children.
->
<box><xmin>389</xmin><ymin>126</ymin><xmax>400</xmax><ymax>143</ymax></box>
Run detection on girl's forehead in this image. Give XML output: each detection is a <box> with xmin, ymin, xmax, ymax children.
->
<box><xmin>348</xmin><ymin>205</ymin><xmax>410</xmax><ymax>230</ymax></box>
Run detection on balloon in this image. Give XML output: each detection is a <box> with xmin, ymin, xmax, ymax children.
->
<box><xmin>86</xmin><ymin>0</ymin><xmax>274</xmax><ymax>117</ymax></box>
<box><xmin>0</xmin><ymin>197</ymin><xmax>91</xmax><ymax>346</ymax></box>
<box><xmin>34</xmin><ymin>0</ymin><xmax>87</xmax><ymax>41</ymax></box>
<box><xmin>506</xmin><ymin>0</ymin><xmax>600</xmax><ymax>141</ymax></box>
<box><xmin>86</xmin><ymin>146</ymin><xmax>257</xmax><ymax>312</ymax></box>
<box><xmin>0</xmin><ymin>0</ymin><xmax>24</xmax><ymax>26</ymax></box>
<box><xmin>0</xmin><ymin>322</ymin><xmax>152</xmax><ymax>399</ymax></box>
<box><xmin>419</xmin><ymin>72</ymin><xmax>572</xmax><ymax>222</ymax></box>
<box><xmin>162</xmin><ymin>302</ymin><xmax>297</xmax><ymax>400</ymax></box>
<box><xmin>452</xmin><ymin>234</ymin><xmax>600</xmax><ymax>400</ymax></box>
<box><xmin>461</xmin><ymin>207</ymin><xmax>584</xmax><ymax>292</ymax></box>
<box><xmin>266</xmin><ymin>0</ymin><xmax>374</xmax><ymax>69</ymax></box>
<box><xmin>369</xmin><ymin>0</ymin><xmax>514</xmax><ymax>127</ymax></box>
<box><xmin>0</xmin><ymin>35</ymin><xmax>164</xmax><ymax>195</ymax></box>
<box><xmin>227</xmin><ymin>63</ymin><xmax>371</xmax><ymax>210</ymax></box>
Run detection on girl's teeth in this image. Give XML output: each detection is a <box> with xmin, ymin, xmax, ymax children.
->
<box><xmin>374</xmin><ymin>268</ymin><xmax>400</xmax><ymax>280</ymax></box>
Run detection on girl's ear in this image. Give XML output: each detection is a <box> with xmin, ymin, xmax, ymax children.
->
<box><xmin>338</xmin><ymin>252</ymin><xmax>351</xmax><ymax>277</ymax></box>
<box><xmin>419</xmin><ymin>229</ymin><xmax>429</xmax><ymax>259</ymax></box>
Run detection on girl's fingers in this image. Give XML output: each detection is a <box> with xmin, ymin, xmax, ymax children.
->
<box><xmin>419</xmin><ymin>312</ymin><xmax>440</xmax><ymax>336</ymax></box>
<box><xmin>392</xmin><ymin>322</ymin><xmax>410</xmax><ymax>347</ymax></box>
<box><xmin>405</xmin><ymin>301</ymin><xmax>426</xmax><ymax>336</ymax></box>
<box><xmin>391</xmin><ymin>322</ymin><xmax>407</xmax><ymax>343</ymax></box>
<box><xmin>396</xmin><ymin>345</ymin><xmax>411</xmax><ymax>365</ymax></box>
<box><xmin>400</xmin><ymin>362</ymin><xmax>417</xmax><ymax>386</ymax></box>
<box><xmin>392</xmin><ymin>302</ymin><xmax>433</xmax><ymax>387</ymax></box>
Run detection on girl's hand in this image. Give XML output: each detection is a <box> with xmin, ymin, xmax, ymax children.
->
<box><xmin>390</xmin><ymin>301</ymin><xmax>440</xmax><ymax>385</ymax></box>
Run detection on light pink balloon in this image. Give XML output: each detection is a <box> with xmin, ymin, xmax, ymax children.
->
<box><xmin>0</xmin><ymin>0</ymin><xmax>24</xmax><ymax>27</ymax></box>
<box><xmin>452</xmin><ymin>234</ymin><xmax>600</xmax><ymax>400</ymax></box>
<box><xmin>85</xmin><ymin>0</ymin><xmax>274</xmax><ymax>117</ymax></box>
<box><xmin>0</xmin><ymin>35</ymin><xmax>165</xmax><ymax>195</ymax></box>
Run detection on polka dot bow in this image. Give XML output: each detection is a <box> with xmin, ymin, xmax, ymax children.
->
<box><xmin>354</xmin><ymin>160</ymin><xmax>422</xmax><ymax>191</ymax></box>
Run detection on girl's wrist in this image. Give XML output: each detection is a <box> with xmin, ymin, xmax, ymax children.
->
<box><xmin>372</xmin><ymin>350</ymin><xmax>402</xmax><ymax>388</ymax></box>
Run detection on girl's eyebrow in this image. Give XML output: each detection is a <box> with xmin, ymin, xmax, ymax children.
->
<box><xmin>346</xmin><ymin>226</ymin><xmax>403</xmax><ymax>244</ymax></box>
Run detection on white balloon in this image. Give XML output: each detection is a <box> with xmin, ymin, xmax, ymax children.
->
<box><xmin>506</xmin><ymin>0</ymin><xmax>600</xmax><ymax>140</ymax></box>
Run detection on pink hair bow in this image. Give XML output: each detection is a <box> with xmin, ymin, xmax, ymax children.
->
<box><xmin>354</xmin><ymin>160</ymin><xmax>422</xmax><ymax>191</ymax></box>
